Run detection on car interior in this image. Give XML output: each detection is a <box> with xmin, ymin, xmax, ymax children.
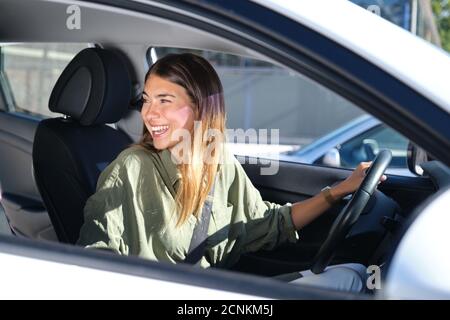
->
<box><xmin>0</xmin><ymin>183</ymin><xmax>13</xmax><ymax>237</ymax></box>
<box><xmin>1</xmin><ymin>0</ymin><xmax>449</xmax><ymax>296</ymax></box>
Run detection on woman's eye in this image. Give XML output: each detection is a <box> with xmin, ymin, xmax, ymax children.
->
<box><xmin>160</xmin><ymin>99</ymin><xmax>171</xmax><ymax>104</ymax></box>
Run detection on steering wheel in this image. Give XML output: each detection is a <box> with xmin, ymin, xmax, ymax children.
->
<box><xmin>311</xmin><ymin>149</ymin><xmax>392</xmax><ymax>274</ymax></box>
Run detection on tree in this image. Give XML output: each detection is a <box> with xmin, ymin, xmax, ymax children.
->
<box><xmin>432</xmin><ymin>0</ymin><xmax>450</xmax><ymax>52</ymax></box>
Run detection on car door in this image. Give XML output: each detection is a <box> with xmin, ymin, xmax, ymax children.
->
<box><xmin>0</xmin><ymin>43</ymin><xmax>89</xmax><ymax>241</ymax></box>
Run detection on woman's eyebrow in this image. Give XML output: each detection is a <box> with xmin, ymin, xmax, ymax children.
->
<box><xmin>142</xmin><ymin>91</ymin><xmax>175</xmax><ymax>98</ymax></box>
<box><xmin>156</xmin><ymin>93</ymin><xmax>176</xmax><ymax>98</ymax></box>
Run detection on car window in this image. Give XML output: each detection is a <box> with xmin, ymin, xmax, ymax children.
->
<box><xmin>0</xmin><ymin>43</ymin><xmax>90</xmax><ymax>118</ymax></box>
<box><xmin>150</xmin><ymin>47</ymin><xmax>412</xmax><ymax>176</ymax></box>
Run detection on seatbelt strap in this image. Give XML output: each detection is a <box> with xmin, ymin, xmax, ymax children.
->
<box><xmin>149</xmin><ymin>150</ymin><xmax>217</xmax><ymax>265</ymax></box>
<box><xmin>185</xmin><ymin>179</ymin><xmax>216</xmax><ymax>265</ymax></box>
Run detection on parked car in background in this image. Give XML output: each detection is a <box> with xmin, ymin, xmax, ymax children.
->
<box><xmin>283</xmin><ymin>115</ymin><xmax>412</xmax><ymax>176</ymax></box>
<box><xmin>231</xmin><ymin>115</ymin><xmax>412</xmax><ymax>176</ymax></box>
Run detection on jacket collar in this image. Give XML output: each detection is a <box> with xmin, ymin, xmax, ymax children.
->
<box><xmin>159</xmin><ymin>148</ymin><xmax>181</xmax><ymax>188</ymax></box>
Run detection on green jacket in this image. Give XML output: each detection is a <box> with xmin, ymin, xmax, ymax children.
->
<box><xmin>77</xmin><ymin>145</ymin><xmax>298</xmax><ymax>268</ymax></box>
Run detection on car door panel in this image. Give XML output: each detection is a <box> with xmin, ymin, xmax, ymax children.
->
<box><xmin>0</xmin><ymin>111</ymin><xmax>56</xmax><ymax>240</ymax></box>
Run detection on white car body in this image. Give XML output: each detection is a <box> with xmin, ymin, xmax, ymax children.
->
<box><xmin>0</xmin><ymin>251</ymin><xmax>261</xmax><ymax>300</ymax></box>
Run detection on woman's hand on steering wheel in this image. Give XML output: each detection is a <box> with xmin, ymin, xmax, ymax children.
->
<box><xmin>335</xmin><ymin>162</ymin><xmax>387</xmax><ymax>198</ymax></box>
<box><xmin>311</xmin><ymin>150</ymin><xmax>392</xmax><ymax>274</ymax></box>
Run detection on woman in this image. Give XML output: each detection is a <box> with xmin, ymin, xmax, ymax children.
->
<box><xmin>77</xmin><ymin>53</ymin><xmax>385</xmax><ymax>292</ymax></box>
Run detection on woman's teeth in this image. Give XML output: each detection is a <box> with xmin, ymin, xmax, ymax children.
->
<box><xmin>151</xmin><ymin>125</ymin><xmax>169</xmax><ymax>136</ymax></box>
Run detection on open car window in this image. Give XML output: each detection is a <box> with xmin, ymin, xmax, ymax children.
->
<box><xmin>151</xmin><ymin>47</ymin><xmax>413</xmax><ymax>176</ymax></box>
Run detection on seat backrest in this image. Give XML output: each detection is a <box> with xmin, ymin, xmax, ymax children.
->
<box><xmin>32</xmin><ymin>48</ymin><xmax>132</xmax><ymax>244</ymax></box>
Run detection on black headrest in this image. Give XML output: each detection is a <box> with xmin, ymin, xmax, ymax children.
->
<box><xmin>49</xmin><ymin>48</ymin><xmax>131</xmax><ymax>126</ymax></box>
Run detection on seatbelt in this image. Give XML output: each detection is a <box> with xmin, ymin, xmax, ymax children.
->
<box><xmin>148</xmin><ymin>150</ymin><xmax>216</xmax><ymax>265</ymax></box>
<box><xmin>185</xmin><ymin>180</ymin><xmax>216</xmax><ymax>265</ymax></box>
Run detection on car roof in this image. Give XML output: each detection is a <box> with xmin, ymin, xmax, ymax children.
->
<box><xmin>254</xmin><ymin>0</ymin><xmax>450</xmax><ymax>113</ymax></box>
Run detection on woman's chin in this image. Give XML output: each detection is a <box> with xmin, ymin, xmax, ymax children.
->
<box><xmin>153</xmin><ymin>139</ymin><xmax>179</xmax><ymax>151</ymax></box>
<box><xmin>152</xmin><ymin>143</ymin><xmax>168</xmax><ymax>150</ymax></box>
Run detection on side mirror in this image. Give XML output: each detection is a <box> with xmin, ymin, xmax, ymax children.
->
<box><xmin>322</xmin><ymin>148</ymin><xmax>341</xmax><ymax>167</ymax></box>
<box><xmin>407</xmin><ymin>142</ymin><xmax>429</xmax><ymax>176</ymax></box>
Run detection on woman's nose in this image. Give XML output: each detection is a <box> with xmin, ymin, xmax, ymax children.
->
<box><xmin>143</xmin><ymin>103</ymin><xmax>159</xmax><ymax>121</ymax></box>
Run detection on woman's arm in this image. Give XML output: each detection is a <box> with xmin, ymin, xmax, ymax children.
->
<box><xmin>290</xmin><ymin>162</ymin><xmax>386</xmax><ymax>230</ymax></box>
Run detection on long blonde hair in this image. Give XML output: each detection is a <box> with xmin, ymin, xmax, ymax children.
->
<box><xmin>139</xmin><ymin>53</ymin><xmax>226</xmax><ymax>226</ymax></box>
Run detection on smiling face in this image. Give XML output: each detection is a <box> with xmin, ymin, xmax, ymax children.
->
<box><xmin>141</xmin><ymin>75</ymin><xmax>196</xmax><ymax>150</ymax></box>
